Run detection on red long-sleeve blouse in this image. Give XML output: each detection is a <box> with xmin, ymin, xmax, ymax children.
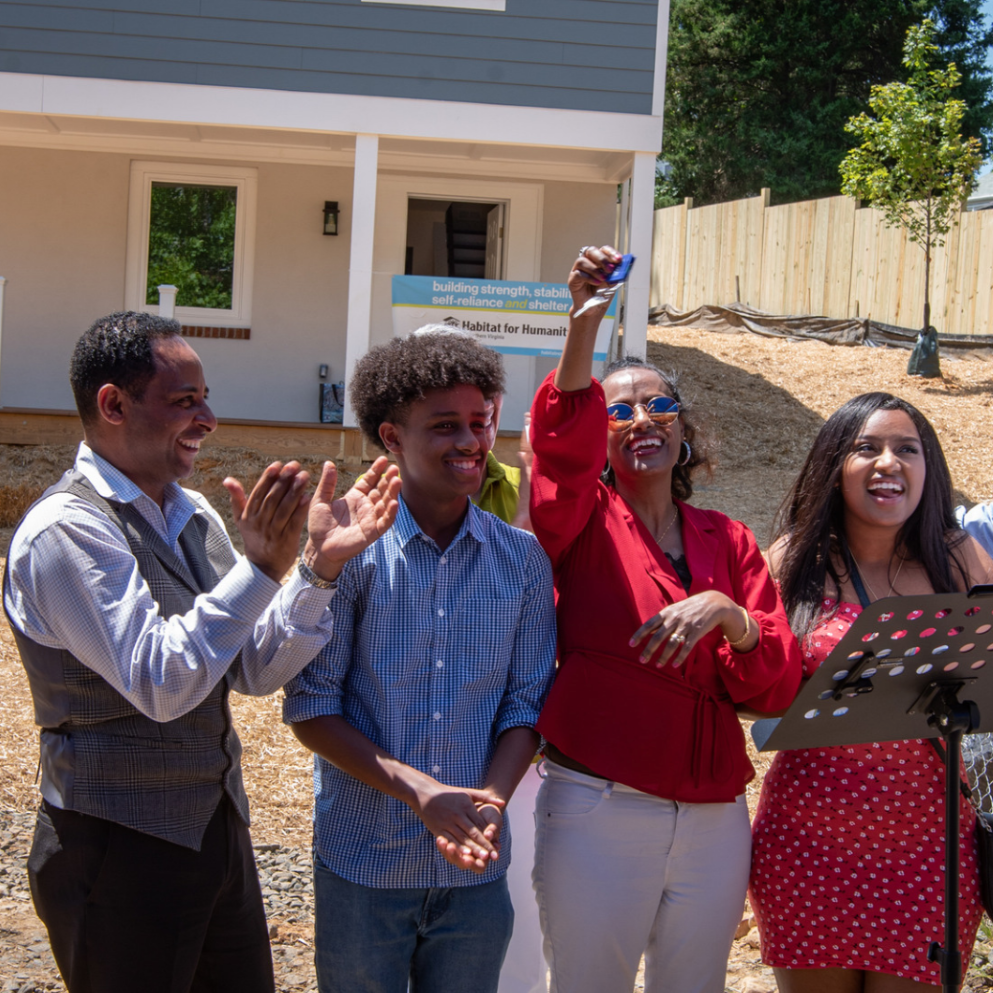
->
<box><xmin>529</xmin><ymin>372</ymin><xmax>802</xmax><ymax>802</ymax></box>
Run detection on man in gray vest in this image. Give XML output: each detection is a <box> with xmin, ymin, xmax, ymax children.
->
<box><xmin>3</xmin><ymin>312</ymin><xmax>400</xmax><ymax>993</ymax></box>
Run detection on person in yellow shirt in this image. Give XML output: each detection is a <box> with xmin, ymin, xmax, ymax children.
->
<box><xmin>474</xmin><ymin>395</ymin><xmax>531</xmax><ymax>530</ymax></box>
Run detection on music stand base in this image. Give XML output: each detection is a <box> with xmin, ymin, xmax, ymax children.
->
<box><xmin>926</xmin><ymin>685</ymin><xmax>979</xmax><ymax>993</ymax></box>
<box><xmin>928</xmin><ymin>941</ymin><xmax>962</xmax><ymax>991</ymax></box>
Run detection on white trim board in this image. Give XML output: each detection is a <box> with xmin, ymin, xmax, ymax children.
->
<box><xmin>363</xmin><ymin>0</ymin><xmax>504</xmax><ymax>7</ymax></box>
<box><xmin>0</xmin><ymin>72</ymin><xmax>663</xmax><ymax>154</ymax></box>
<box><xmin>653</xmin><ymin>0</ymin><xmax>672</xmax><ymax>120</ymax></box>
<box><xmin>0</xmin><ymin>120</ymin><xmax>632</xmax><ymax>184</ymax></box>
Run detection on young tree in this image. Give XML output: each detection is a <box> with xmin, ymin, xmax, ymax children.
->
<box><xmin>839</xmin><ymin>19</ymin><xmax>981</xmax><ymax>332</ymax></box>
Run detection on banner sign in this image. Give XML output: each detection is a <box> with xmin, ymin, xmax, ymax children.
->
<box><xmin>390</xmin><ymin>275</ymin><xmax>616</xmax><ymax>359</ymax></box>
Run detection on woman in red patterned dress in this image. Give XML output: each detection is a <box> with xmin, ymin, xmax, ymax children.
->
<box><xmin>750</xmin><ymin>392</ymin><xmax>993</xmax><ymax>992</ymax></box>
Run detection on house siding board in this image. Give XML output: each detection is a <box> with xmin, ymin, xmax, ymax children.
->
<box><xmin>203</xmin><ymin>0</ymin><xmax>653</xmax><ymax>46</ymax></box>
<box><xmin>0</xmin><ymin>50</ymin><xmax>201</xmax><ymax>84</ymax></box>
<box><xmin>204</xmin><ymin>0</ymin><xmax>656</xmax><ymax>29</ymax></box>
<box><xmin>105</xmin><ymin>13</ymin><xmax>655</xmax><ymax>71</ymax></box>
<box><xmin>0</xmin><ymin>0</ymin><xmax>657</xmax><ymax>113</ymax></box>
<box><xmin>0</xmin><ymin>3</ymin><xmax>115</xmax><ymax>32</ymax></box>
<box><xmin>0</xmin><ymin>27</ymin><xmax>306</xmax><ymax>70</ymax></box>
<box><xmin>193</xmin><ymin>64</ymin><xmax>648</xmax><ymax>113</ymax></box>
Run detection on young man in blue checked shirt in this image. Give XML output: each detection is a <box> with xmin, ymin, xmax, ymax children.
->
<box><xmin>284</xmin><ymin>329</ymin><xmax>556</xmax><ymax>993</ymax></box>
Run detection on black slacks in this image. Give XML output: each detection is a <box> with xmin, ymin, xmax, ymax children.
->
<box><xmin>28</xmin><ymin>797</ymin><xmax>275</xmax><ymax>993</ymax></box>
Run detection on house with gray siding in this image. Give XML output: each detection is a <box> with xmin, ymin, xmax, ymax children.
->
<box><xmin>0</xmin><ymin>0</ymin><xmax>669</xmax><ymax>440</ymax></box>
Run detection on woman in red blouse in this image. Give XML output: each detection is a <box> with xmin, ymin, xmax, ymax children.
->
<box><xmin>528</xmin><ymin>246</ymin><xmax>802</xmax><ymax>993</ymax></box>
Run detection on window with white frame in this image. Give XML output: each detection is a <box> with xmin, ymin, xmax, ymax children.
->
<box><xmin>125</xmin><ymin>161</ymin><xmax>257</xmax><ymax>329</ymax></box>
<box><xmin>361</xmin><ymin>0</ymin><xmax>504</xmax><ymax>9</ymax></box>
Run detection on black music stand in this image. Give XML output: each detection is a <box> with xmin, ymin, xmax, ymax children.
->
<box><xmin>754</xmin><ymin>586</ymin><xmax>993</xmax><ymax>993</ymax></box>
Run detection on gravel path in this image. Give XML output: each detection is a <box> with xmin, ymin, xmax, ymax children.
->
<box><xmin>0</xmin><ymin>810</ymin><xmax>319</xmax><ymax>992</ymax></box>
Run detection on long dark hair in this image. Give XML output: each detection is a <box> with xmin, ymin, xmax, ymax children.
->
<box><xmin>775</xmin><ymin>392</ymin><xmax>968</xmax><ymax>638</ymax></box>
<box><xmin>599</xmin><ymin>355</ymin><xmax>710</xmax><ymax>500</ymax></box>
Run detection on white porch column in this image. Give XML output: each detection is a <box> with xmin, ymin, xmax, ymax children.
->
<box><xmin>618</xmin><ymin>174</ymin><xmax>630</xmax><ymax>253</ymax></box>
<box><xmin>623</xmin><ymin>150</ymin><xmax>656</xmax><ymax>359</ymax></box>
<box><xmin>342</xmin><ymin>133</ymin><xmax>379</xmax><ymax>430</ymax></box>
<box><xmin>0</xmin><ymin>276</ymin><xmax>5</xmax><ymax>395</ymax></box>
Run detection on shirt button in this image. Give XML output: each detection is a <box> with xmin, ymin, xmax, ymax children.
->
<box><xmin>440</xmin><ymin>556</ymin><xmax>448</xmax><ymax>565</ymax></box>
<box><xmin>433</xmin><ymin>712</ymin><xmax>442</xmax><ymax>721</ymax></box>
<box><xmin>437</xmin><ymin>608</ymin><xmax>445</xmax><ymax>617</ymax></box>
<box><xmin>436</xmin><ymin>660</ymin><xmax>444</xmax><ymax>668</ymax></box>
<box><xmin>432</xmin><ymin>765</ymin><xmax>441</xmax><ymax>773</ymax></box>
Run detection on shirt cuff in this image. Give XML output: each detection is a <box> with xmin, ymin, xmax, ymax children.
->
<box><xmin>213</xmin><ymin>556</ymin><xmax>283</xmax><ymax>623</ymax></box>
<box><xmin>494</xmin><ymin>706</ymin><xmax>541</xmax><ymax>739</ymax></box>
<box><xmin>278</xmin><ymin>566</ymin><xmax>337</xmax><ymax>628</ymax></box>
<box><xmin>283</xmin><ymin>693</ymin><xmax>344</xmax><ymax>724</ymax></box>
<box><xmin>716</xmin><ymin>621</ymin><xmax>763</xmax><ymax>667</ymax></box>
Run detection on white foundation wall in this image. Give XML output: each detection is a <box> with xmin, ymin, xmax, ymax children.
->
<box><xmin>0</xmin><ymin>146</ymin><xmax>131</xmax><ymax>412</ymax></box>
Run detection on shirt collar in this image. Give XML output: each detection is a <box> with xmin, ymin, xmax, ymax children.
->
<box><xmin>75</xmin><ymin>442</ymin><xmax>199</xmax><ymax>541</ymax></box>
<box><xmin>393</xmin><ymin>494</ymin><xmax>487</xmax><ymax>550</ymax></box>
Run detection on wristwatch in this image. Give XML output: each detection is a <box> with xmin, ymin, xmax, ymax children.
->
<box><xmin>297</xmin><ymin>559</ymin><xmax>338</xmax><ymax>590</ymax></box>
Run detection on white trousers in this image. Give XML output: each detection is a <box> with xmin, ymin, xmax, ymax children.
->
<box><xmin>532</xmin><ymin>760</ymin><xmax>751</xmax><ymax>993</ymax></box>
<box><xmin>499</xmin><ymin>763</ymin><xmax>547</xmax><ymax>993</ymax></box>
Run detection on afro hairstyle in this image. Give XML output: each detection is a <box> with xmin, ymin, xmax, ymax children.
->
<box><xmin>350</xmin><ymin>327</ymin><xmax>505</xmax><ymax>449</ymax></box>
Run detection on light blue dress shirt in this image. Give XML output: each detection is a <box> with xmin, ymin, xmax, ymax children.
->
<box><xmin>283</xmin><ymin>496</ymin><xmax>556</xmax><ymax>889</ymax></box>
<box><xmin>957</xmin><ymin>503</ymin><xmax>993</xmax><ymax>558</ymax></box>
<box><xmin>5</xmin><ymin>443</ymin><xmax>338</xmax><ymax>723</ymax></box>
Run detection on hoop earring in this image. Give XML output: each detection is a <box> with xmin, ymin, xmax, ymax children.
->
<box><xmin>678</xmin><ymin>440</ymin><xmax>692</xmax><ymax>466</ymax></box>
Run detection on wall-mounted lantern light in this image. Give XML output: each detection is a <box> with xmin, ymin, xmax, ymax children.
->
<box><xmin>323</xmin><ymin>201</ymin><xmax>339</xmax><ymax>236</ymax></box>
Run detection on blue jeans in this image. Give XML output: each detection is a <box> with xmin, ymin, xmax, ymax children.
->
<box><xmin>313</xmin><ymin>856</ymin><xmax>514</xmax><ymax>993</ymax></box>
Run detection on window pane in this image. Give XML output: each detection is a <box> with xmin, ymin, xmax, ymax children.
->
<box><xmin>146</xmin><ymin>183</ymin><xmax>237</xmax><ymax>310</ymax></box>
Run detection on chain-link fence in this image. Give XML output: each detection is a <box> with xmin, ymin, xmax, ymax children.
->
<box><xmin>963</xmin><ymin>733</ymin><xmax>993</xmax><ymax>810</ymax></box>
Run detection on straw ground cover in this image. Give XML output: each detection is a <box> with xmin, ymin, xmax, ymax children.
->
<box><xmin>2</xmin><ymin>325</ymin><xmax>993</xmax><ymax>990</ymax></box>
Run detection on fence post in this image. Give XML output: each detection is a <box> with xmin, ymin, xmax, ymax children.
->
<box><xmin>157</xmin><ymin>284</ymin><xmax>177</xmax><ymax>320</ymax></box>
<box><xmin>677</xmin><ymin>197</ymin><xmax>693</xmax><ymax>309</ymax></box>
<box><xmin>759</xmin><ymin>189</ymin><xmax>771</xmax><ymax>313</ymax></box>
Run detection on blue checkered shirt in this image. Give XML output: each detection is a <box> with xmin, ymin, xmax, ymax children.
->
<box><xmin>283</xmin><ymin>496</ymin><xmax>556</xmax><ymax>888</ymax></box>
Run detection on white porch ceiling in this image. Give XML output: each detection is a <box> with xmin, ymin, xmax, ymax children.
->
<box><xmin>0</xmin><ymin>110</ymin><xmax>633</xmax><ymax>183</ymax></box>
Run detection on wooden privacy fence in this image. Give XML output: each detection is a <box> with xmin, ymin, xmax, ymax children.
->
<box><xmin>651</xmin><ymin>191</ymin><xmax>993</xmax><ymax>335</ymax></box>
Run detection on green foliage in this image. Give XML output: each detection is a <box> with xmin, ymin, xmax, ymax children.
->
<box><xmin>654</xmin><ymin>172</ymin><xmax>681</xmax><ymax>209</ymax></box>
<box><xmin>145</xmin><ymin>184</ymin><xmax>237</xmax><ymax>310</ymax></box>
<box><xmin>929</xmin><ymin>0</ymin><xmax>993</xmax><ymax>157</ymax></box>
<box><xmin>663</xmin><ymin>0</ymin><xmax>926</xmax><ymax>206</ymax></box>
<box><xmin>662</xmin><ymin>0</ymin><xmax>991</xmax><ymax>207</ymax></box>
<box><xmin>840</xmin><ymin>19</ymin><xmax>981</xmax><ymax>328</ymax></box>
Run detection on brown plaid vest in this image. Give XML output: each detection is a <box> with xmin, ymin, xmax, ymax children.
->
<box><xmin>4</xmin><ymin>471</ymin><xmax>250</xmax><ymax>850</ymax></box>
